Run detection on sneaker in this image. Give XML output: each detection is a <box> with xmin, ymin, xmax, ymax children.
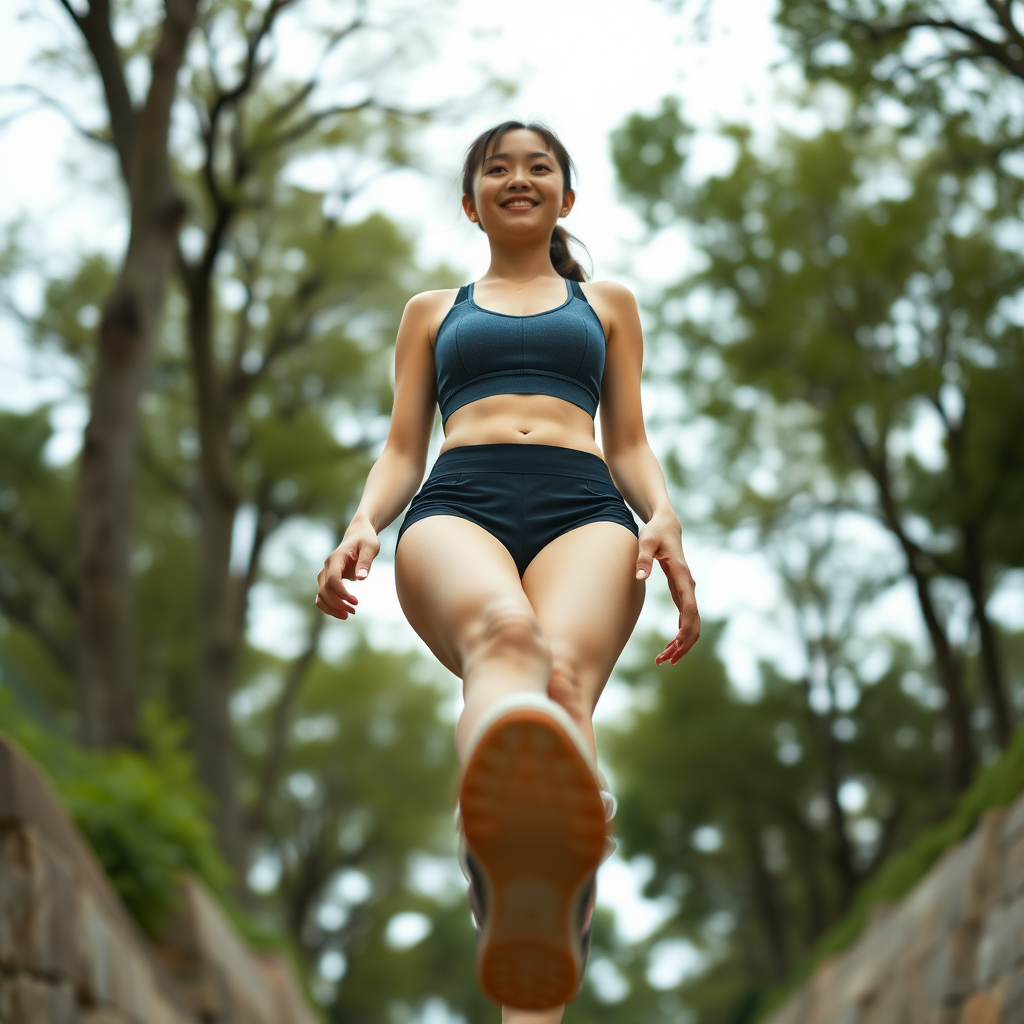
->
<box><xmin>458</xmin><ymin>693</ymin><xmax>607</xmax><ymax>1010</ymax></box>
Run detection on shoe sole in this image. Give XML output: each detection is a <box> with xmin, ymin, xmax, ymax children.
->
<box><xmin>459</xmin><ymin>708</ymin><xmax>606</xmax><ymax>1010</ymax></box>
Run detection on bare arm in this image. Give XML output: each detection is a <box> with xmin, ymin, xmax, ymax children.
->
<box><xmin>586</xmin><ymin>280</ymin><xmax>701</xmax><ymax>664</ymax></box>
<box><xmin>316</xmin><ymin>290</ymin><xmax>452</xmax><ymax>619</ymax></box>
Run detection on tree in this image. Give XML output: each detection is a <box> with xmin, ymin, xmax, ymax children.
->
<box><xmin>12</xmin><ymin>0</ymin><xmax>458</xmax><ymax>868</ymax></box>
<box><xmin>26</xmin><ymin>0</ymin><xmax>446</xmax><ymax>759</ymax></box>
<box><xmin>612</xmin><ymin>103</ymin><xmax>1024</xmax><ymax>785</ymax></box>
<box><xmin>606</xmin><ymin>617</ymin><xmax>948</xmax><ymax>1023</ymax></box>
<box><xmin>777</xmin><ymin>0</ymin><xmax>1024</xmax><ymax>144</ymax></box>
<box><xmin>172</xmin><ymin>0</ymin><xmax>442</xmax><ymax>871</ymax></box>
<box><xmin>51</xmin><ymin>0</ymin><xmax>200</xmax><ymax>748</ymax></box>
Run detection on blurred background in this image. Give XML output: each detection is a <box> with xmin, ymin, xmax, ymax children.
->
<box><xmin>2</xmin><ymin>0</ymin><xmax>1024</xmax><ymax>1021</ymax></box>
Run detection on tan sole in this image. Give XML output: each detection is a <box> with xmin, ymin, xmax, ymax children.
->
<box><xmin>459</xmin><ymin>708</ymin><xmax>606</xmax><ymax>1010</ymax></box>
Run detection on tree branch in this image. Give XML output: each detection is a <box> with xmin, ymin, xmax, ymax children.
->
<box><xmin>246</xmin><ymin>613</ymin><xmax>326</xmax><ymax>841</ymax></box>
<box><xmin>0</xmin><ymin>85</ymin><xmax>115</xmax><ymax>150</ymax></box>
<box><xmin>845</xmin><ymin>12</ymin><xmax>1024</xmax><ymax>79</ymax></box>
<box><xmin>200</xmin><ymin>0</ymin><xmax>298</xmax><ymax>213</ymax></box>
<box><xmin>985</xmin><ymin>0</ymin><xmax>1024</xmax><ymax>49</ymax></box>
<box><xmin>848</xmin><ymin>424</ymin><xmax>974</xmax><ymax>788</ymax></box>
<box><xmin>55</xmin><ymin>0</ymin><xmax>137</xmax><ymax>184</ymax></box>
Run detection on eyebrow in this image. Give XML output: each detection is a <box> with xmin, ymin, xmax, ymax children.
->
<box><xmin>482</xmin><ymin>151</ymin><xmax>554</xmax><ymax>164</ymax></box>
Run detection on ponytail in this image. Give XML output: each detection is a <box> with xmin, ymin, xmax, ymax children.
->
<box><xmin>462</xmin><ymin>120</ymin><xmax>590</xmax><ymax>282</ymax></box>
<box><xmin>549</xmin><ymin>225</ymin><xmax>588</xmax><ymax>282</ymax></box>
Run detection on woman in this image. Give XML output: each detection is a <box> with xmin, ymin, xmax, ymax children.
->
<box><xmin>316</xmin><ymin>121</ymin><xmax>700</xmax><ymax>1020</ymax></box>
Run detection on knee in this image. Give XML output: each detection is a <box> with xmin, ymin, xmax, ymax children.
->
<box><xmin>472</xmin><ymin>601</ymin><xmax>550</xmax><ymax>666</ymax></box>
<box><xmin>547</xmin><ymin>649</ymin><xmax>591</xmax><ymax>727</ymax></box>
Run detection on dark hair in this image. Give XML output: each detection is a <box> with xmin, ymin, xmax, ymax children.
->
<box><xmin>461</xmin><ymin>120</ymin><xmax>589</xmax><ymax>282</ymax></box>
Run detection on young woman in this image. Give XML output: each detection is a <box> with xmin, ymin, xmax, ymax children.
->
<box><xmin>316</xmin><ymin>121</ymin><xmax>700</xmax><ymax>1020</ymax></box>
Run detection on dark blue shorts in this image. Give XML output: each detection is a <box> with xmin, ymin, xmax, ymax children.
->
<box><xmin>396</xmin><ymin>444</ymin><xmax>639</xmax><ymax>577</ymax></box>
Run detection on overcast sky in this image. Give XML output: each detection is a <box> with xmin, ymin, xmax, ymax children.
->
<box><xmin>0</xmin><ymin>0</ymin><xmax>807</xmax><ymax>685</ymax></box>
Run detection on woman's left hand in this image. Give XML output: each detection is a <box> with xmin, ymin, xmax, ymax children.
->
<box><xmin>635</xmin><ymin>511</ymin><xmax>700</xmax><ymax>666</ymax></box>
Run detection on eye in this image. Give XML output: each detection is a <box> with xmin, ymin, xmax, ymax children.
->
<box><xmin>532</xmin><ymin>163</ymin><xmax>553</xmax><ymax>173</ymax></box>
<box><xmin>485</xmin><ymin>164</ymin><xmax>506</xmax><ymax>174</ymax></box>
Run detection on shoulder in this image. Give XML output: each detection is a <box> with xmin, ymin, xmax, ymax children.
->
<box><xmin>404</xmin><ymin>287</ymin><xmax>462</xmax><ymax>319</ymax></box>
<box><xmin>580</xmin><ymin>279</ymin><xmax>636</xmax><ymax>302</ymax></box>
<box><xmin>401</xmin><ymin>287</ymin><xmax>464</xmax><ymax>345</ymax></box>
<box><xmin>579</xmin><ymin>279</ymin><xmax>639</xmax><ymax>315</ymax></box>
<box><xmin>578</xmin><ymin>280</ymin><xmax>641</xmax><ymax>342</ymax></box>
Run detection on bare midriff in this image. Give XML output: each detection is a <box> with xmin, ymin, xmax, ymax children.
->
<box><xmin>439</xmin><ymin>394</ymin><xmax>603</xmax><ymax>459</ymax></box>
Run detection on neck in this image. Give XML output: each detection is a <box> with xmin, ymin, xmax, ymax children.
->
<box><xmin>482</xmin><ymin>237</ymin><xmax>561</xmax><ymax>284</ymax></box>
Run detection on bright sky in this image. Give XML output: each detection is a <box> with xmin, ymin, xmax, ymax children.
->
<box><xmin>7</xmin><ymin>0</ymin><xmax>1023</xmax><ymax>1001</ymax></box>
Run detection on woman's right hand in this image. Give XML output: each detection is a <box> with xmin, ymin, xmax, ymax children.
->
<box><xmin>316</xmin><ymin>516</ymin><xmax>381</xmax><ymax>620</ymax></box>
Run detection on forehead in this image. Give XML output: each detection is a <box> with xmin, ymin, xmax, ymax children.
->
<box><xmin>483</xmin><ymin>128</ymin><xmax>554</xmax><ymax>160</ymax></box>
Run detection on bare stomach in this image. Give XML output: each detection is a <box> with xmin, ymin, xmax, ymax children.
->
<box><xmin>439</xmin><ymin>394</ymin><xmax>603</xmax><ymax>459</ymax></box>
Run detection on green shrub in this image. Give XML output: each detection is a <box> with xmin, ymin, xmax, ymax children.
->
<box><xmin>0</xmin><ymin>696</ymin><xmax>230</xmax><ymax>937</ymax></box>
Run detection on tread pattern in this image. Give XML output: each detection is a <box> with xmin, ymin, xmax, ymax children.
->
<box><xmin>460</xmin><ymin>710</ymin><xmax>606</xmax><ymax>1010</ymax></box>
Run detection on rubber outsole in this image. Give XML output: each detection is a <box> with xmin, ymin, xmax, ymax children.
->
<box><xmin>459</xmin><ymin>708</ymin><xmax>606</xmax><ymax>1010</ymax></box>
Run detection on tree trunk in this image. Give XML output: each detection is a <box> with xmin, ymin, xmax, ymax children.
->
<box><xmin>801</xmin><ymin>671</ymin><xmax>858</xmax><ymax>911</ymax></box>
<box><xmin>184</xmin><ymin>269</ymin><xmax>248</xmax><ymax>873</ymax></box>
<box><xmin>855</xmin><ymin>432</ymin><xmax>974</xmax><ymax>790</ymax></box>
<box><xmin>72</xmin><ymin>0</ymin><xmax>199</xmax><ymax>748</ymax></box>
<box><xmin>247</xmin><ymin>614</ymin><xmax>325</xmax><ymax>846</ymax></box>
<box><xmin>962</xmin><ymin>526</ymin><xmax>1012</xmax><ymax>748</ymax></box>
<box><xmin>738</xmin><ymin>816</ymin><xmax>790</xmax><ymax>982</ymax></box>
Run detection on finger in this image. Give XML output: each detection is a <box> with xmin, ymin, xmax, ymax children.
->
<box><xmin>655</xmin><ymin>617</ymin><xmax>701</xmax><ymax>665</ymax></box>
<box><xmin>318</xmin><ymin>582</ymin><xmax>357</xmax><ymax>614</ymax></box>
<box><xmin>316</xmin><ymin>592</ymin><xmax>355</xmax><ymax>620</ymax></box>
<box><xmin>635</xmin><ymin>535</ymin><xmax>658</xmax><ymax>580</ymax></box>
<box><xmin>328</xmin><ymin>575</ymin><xmax>358</xmax><ymax>605</ymax></box>
<box><xmin>352</xmin><ymin>538</ymin><xmax>379</xmax><ymax>581</ymax></box>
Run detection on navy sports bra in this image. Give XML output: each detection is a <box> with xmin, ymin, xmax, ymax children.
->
<box><xmin>434</xmin><ymin>279</ymin><xmax>606</xmax><ymax>425</ymax></box>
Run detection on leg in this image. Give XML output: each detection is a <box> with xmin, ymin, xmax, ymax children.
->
<box><xmin>522</xmin><ymin>521</ymin><xmax>645</xmax><ymax>757</ymax></box>
<box><xmin>503</xmin><ymin>1010</ymin><xmax>564</xmax><ymax>1024</ymax></box>
<box><xmin>395</xmin><ymin>515</ymin><xmax>551</xmax><ymax>763</ymax></box>
<box><xmin>493</xmin><ymin>523</ymin><xmax>642</xmax><ymax>1020</ymax></box>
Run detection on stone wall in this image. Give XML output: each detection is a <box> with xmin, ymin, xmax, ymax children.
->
<box><xmin>765</xmin><ymin>792</ymin><xmax>1024</xmax><ymax>1024</ymax></box>
<box><xmin>0</xmin><ymin>736</ymin><xmax>318</xmax><ymax>1024</ymax></box>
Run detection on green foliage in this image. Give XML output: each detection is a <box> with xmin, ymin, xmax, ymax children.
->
<box><xmin>0</xmin><ymin>409</ymin><xmax>77</xmax><ymax>701</ymax></box>
<box><xmin>0</xmin><ymin>697</ymin><xmax>229</xmax><ymax>937</ymax></box>
<box><xmin>760</xmin><ymin>722</ymin><xmax>1024</xmax><ymax>1015</ymax></box>
<box><xmin>611</xmin><ymin>60</ymin><xmax>1024</xmax><ymax>1021</ymax></box>
<box><xmin>604</xmin><ymin>620</ymin><xmax>949</xmax><ymax>1023</ymax></box>
<box><xmin>62</xmin><ymin>706</ymin><xmax>231</xmax><ymax>936</ymax></box>
<box><xmin>774</xmin><ymin>0</ymin><xmax>1021</xmax><ymax>146</ymax></box>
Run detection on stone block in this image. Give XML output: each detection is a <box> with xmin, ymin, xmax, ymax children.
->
<box><xmin>962</xmin><ymin>993</ymin><xmax>1001</xmax><ymax>1024</ymax></box>
<box><xmin>0</xmin><ymin>975</ymin><xmax>78</xmax><ymax>1024</ymax></box>
<box><xmin>1002</xmin><ymin>796</ymin><xmax>1024</xmax><ymax>845</ymax></box>
<box><xmin>1003</xmin><ymin>966</ymin><xmax>1024</xmax><ymax>1024</ymax></box>
<box><xmin>999</xmin><ymin>832</ymin><xmax>1024</xmax><ymax>903</ymax></box>
<box><xmin>106</xmin><ymin>931</ymin><xmax>146</xmax><ymax>1022</ymax></box>
<box><xmin>157</xmin><ymin>879</ymin><xmax>275</xmax><ymax>1024</ymax></box>
<box><xmin>0</xmin><ymin>826</ymin><xmax>78</xmax><ymax>978</ymax></box>
<box><xmin>978</xmin><ymin>896</ymin><xmax>1024</xmax><ymax>987</ymax></box>
<box><xmin>259</xmin><ymin>952</ymin><xmax>319</xmax><ymax>1024</ymax></box>
<box><xmin>0</xmin><ymin>741</ymin><xmax>134</xmax><ymax>943</ymax></box>
<box><xmin>77</xmin><ymin>893</ymin><xmax>115</xmax><ymax>1007</ymax></box>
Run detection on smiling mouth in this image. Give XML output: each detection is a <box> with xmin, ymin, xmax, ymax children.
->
<box><xmin>501</xmin><ymin>199</ymin><xmax>537</xmax><ymax>209</ymax></box>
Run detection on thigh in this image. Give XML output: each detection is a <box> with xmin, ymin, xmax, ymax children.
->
<box><xmin>395</xmin><ymin>515</ymin><xmax>529</xmax><ymax>677</ymax></box>
<box><xmin>522</xmin><ymin>521</ymin><xmax>645</xmax><ymax>713</ymax></box>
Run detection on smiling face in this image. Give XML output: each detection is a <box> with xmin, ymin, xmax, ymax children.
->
<box><xmin>462</xmin><ymin>128</ymin><xmax>575</xmax><ymax>241</ymax></box>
